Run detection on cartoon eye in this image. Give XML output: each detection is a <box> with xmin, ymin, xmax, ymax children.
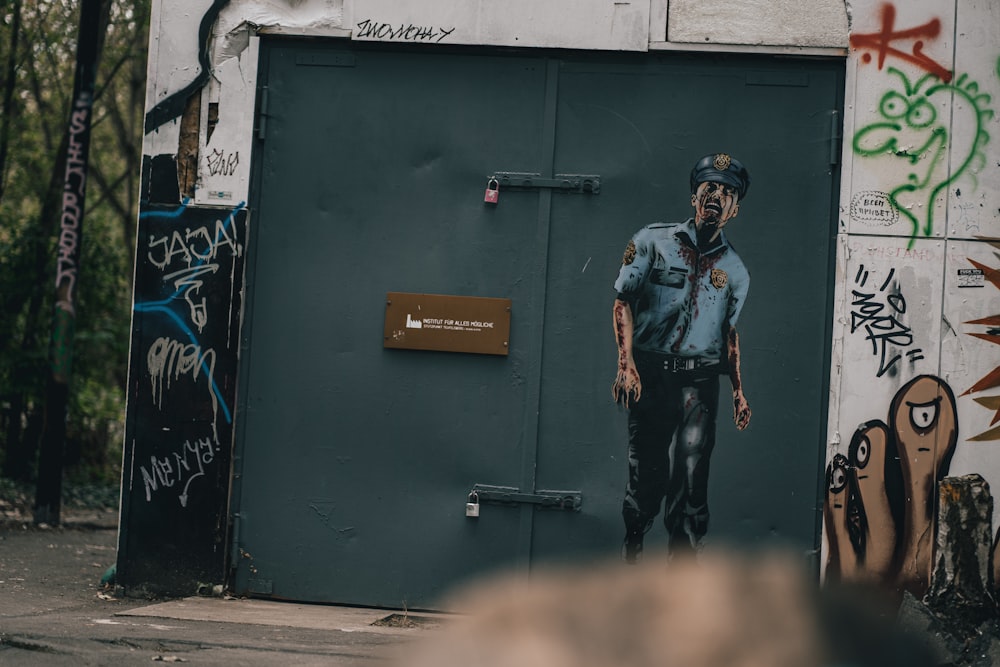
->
<box><xmin>880</xmin><ymin>91</ymin><xmax>909</xmax><ymax>119</ymax></box>
<box><xmin>909</xmin><ymin>400</ymin><xmax>939</xmax><ymax>431</ymax></box>
<box><xmin>906</xmin><ymin>99</ymin><xmax>936</xmax><ymax>128</ymax></box>
<box><xmin>853</xmin><ymin>436</ymin><xmax>871</xmax><ymax>469</ymax></box>
<box><xmin>828</xmin><ymin>465</ymin><xmax>847</xmax><ymax>493</ymax></box>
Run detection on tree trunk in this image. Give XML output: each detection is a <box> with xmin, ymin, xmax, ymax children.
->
<box><xmin>0</xmin><ymin>0</ymin><xmax>22</xmax><ymax>202</ymax></box>
<box><xmin>34</xmin><ymin>0</ymin><xmax>112</xmax><ymax>524</ymax></box>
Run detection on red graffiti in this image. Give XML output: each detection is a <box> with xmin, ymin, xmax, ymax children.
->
<box><xmin>850</xmin><ymin>4</ymin><xmax>952</xmax><ymax>83</ymax></box>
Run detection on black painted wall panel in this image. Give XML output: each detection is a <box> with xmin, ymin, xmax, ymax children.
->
<box><xmin>117</xmin><ymin>202</ymin><xmax>247</xmax><ymax>595</ymax></box>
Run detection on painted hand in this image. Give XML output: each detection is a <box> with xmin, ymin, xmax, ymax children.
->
<box><xmin>611</xmin><ymin>364</ymin><xmax>642</xmax><ymax>408</ymax></box>
<box><xmin>733</xmin><ymin>391</ymin><xmax>751</xmax><ymax>430</ymax></box>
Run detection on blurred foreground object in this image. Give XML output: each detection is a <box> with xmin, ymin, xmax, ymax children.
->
<box><xmin>404</xmin><ymin>551</ymin><xmax>935</xmax><ymax>667</ymax></box>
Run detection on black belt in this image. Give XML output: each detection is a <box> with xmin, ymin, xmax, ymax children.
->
<box><xmin>638</xmin><ymin>352</ymin><xmax>724</xmax><ymax>373</ymax></box>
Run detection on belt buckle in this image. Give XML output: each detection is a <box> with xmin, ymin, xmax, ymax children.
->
<box><xmin>666</xmin><ymin>357</ymin><xmax>694</xmax><ymax>372</ymax></box>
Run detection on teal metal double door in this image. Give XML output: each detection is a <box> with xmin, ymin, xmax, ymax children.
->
<box><xmin>234</xmin><ymin>38</ymin><xmax>843</xmax><ymax>608</ymax></box>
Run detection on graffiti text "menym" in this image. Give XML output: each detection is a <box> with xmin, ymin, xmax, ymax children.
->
<box><xmin>139</xmin><ymin>437</ymin><xmax>216</xmax><ymax>507</ymax></box>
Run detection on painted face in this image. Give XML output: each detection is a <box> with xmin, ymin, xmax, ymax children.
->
<box><xmin>823</xmin><ymin>453</ymin><xmax>859</xmax><ymax>579</ymax></box>
<box><xmin>826</xmin><ymin>455</ymin><xmax>849</xmax><ymax>505</ymax></box>
<box><xmin>889</xmin><ymin>375</ymin><xmax>957</xmax><ymax>595</ymax></box>
<box><xmin>691</xmin><ymin>181</ymin><xmax>740</xmax><ymax>237</ymax></box>
<box><xmin>891</xmin><ymin>375</ymin><xmax>957</xmax><ymax>476</ymax></box>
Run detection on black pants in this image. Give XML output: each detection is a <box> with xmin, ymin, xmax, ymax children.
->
<box><xmin>622</xmin><ymin>354</ymin><xmax>720</xmax><ymax>553</ymax></box>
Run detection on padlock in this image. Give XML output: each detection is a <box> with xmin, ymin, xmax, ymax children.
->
<box><xmin>484</xmin><ymin>178</ymin><xmax>499</xmax><ymax>204</ymax></box>
<box><xmin>466</xmin><ymin>491</ymin><xmax>480</xmax><ymax>518</ymax></box>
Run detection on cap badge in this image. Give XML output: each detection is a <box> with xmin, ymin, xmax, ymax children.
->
<box><xmin>622</xmin><ymin>240</ymin><xmax>636</xmax><ymax>265</ymax></box>
<box><xmin>710</xmin><ymin>268</ymin><xmax>728</xmax><ymax>289</ymax></box>
<box><xmin>713</xmin><ymin>154</ymin><xmax>731</xmax><ymax>171</ymax></box>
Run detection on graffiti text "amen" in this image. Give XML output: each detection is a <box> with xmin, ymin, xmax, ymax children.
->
<box><xmin>147</xmin><ymin>337</ymin><xmax>218</xmax><ymax>418</ymax></box>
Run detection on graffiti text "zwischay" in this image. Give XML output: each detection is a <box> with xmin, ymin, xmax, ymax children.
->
<box><xmin>356</xmin><ymin>19</ymin><xmax>455</xmax><ymax>43</ymax></box>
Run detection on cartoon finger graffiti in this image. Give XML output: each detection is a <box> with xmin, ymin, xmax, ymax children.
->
<box><xmin>890</xmin><ymin>375</ymin><xmax>957</xmax><ymax>594</ymax></box>
<box><xmin>847</xmin><ymin>421</ymin><xmax>897</xmax><ymax>580</ymax></box>
<box><xmin>823</xmin><ymin>375</ymin><xmax>957</xmax><ymax>596</ymax></box>
<box><xmin>824</xmin><ymin>454</ymin><xmax>860</xmax><ymax>581</ymax></box>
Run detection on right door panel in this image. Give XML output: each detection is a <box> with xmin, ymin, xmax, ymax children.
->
<box><xmin>532</xmin><ymin>55</ymin><xmax>843</xmax><ymax>562</ymax></box>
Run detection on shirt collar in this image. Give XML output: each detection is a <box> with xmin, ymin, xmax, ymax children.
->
<box><xmin>677</xmin><ymin>218</ymin><xmax>728</xmax><ymax>254</ymax></box>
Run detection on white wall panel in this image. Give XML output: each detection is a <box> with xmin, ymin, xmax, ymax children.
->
<box><xmin>346</xmin><ymin>0</ymin><xmax>650</xmax><ymax>51</ymax></box>
<box><xmin>846</xmin><ymin>1</ymin><xmax>956</xmax><ymax>243</ymax></box>
<box><xmin>945</xmin><ymin>0</ymin><xmax>1000</xmax><ymax>241</ymax></box>
<box><xmin>835</xmin><ymin>236</ymin><xmax>945</xmax><ymax>447</ymax></box>
<box><xmin>142</xmin><ymin>0</ymin><xmax>203</xmax><ymax>154</ymax></box>
<box><xmin>667</xmin><ymin>0</ymin><xmax>847</xmax><ymax>48</ymax></box>
<box><xmin>194</xmin><ymin>35</ymin><xmax>259</xmax><ymax>207</ymax></box>
<box><xmin>942</xmin><ymin>239</ymin><xmax>1000</xmax><ymax>528</ymax></box>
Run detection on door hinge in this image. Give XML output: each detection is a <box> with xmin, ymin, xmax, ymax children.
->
<box><xmin>229</xmin><ymin>512</ymin><xmax>242</xmax><ymax>570</ymax></box>
<box><xmin>829</xmin><ymin>110</ymin><xmax>841</xmax><ymax>166</ymax></box>
<box><xmin>256</xmin><ymin>85</ymin><xmax>269</xmax><ymax>141</ymax></box>
<box><xmin>469</xmin><ymin>484</ymin><xmax>583</xmax><ymax>511</ymax></box>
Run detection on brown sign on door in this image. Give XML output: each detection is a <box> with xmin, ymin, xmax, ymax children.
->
<box><xmin>384</xmin><ymin>292</ymin><xmax>512</xmax><ymax>356</ymax></box>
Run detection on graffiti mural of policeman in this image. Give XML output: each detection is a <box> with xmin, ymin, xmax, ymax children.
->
<box><xmin>612</xmin><ymin>153</ymin><xmax>752</xmax><ymax>562</ymax></box>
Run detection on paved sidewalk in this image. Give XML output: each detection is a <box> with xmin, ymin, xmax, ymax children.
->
<box><xmin>0</xmin><ymin>510</ymin><xmax>959</xmax><ymax>666</ymax></box>
<box><xmin>0</xmin><ymin>519</ymin><xmax>439</xmax><ymax>665</ymax></box>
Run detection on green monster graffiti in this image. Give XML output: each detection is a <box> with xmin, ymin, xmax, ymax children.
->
<box><xmin>853</xmin><ymin>66</ymin><xmax>995</xmax><ymax>247</ymax></box>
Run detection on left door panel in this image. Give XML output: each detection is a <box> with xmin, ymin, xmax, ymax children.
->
<box><xmin>234</xmin><ymin>41</ymin><xmax>548</xmax><ymax>607</ymax></box>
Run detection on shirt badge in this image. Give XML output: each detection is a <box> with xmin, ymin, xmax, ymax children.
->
<box><xmin>622</xmin><ymin>240</ymin><xmax>636</xmax><ymax>265</ymax></box>
<box><xmin>713</xmin><ymin>154</ymin><xmax>731</xmax><ymax>171</ymax></box>
<box><xmin>710</xmin><ymin>268</ymin><xmax>728</xmax><ymax>289</ymax></box>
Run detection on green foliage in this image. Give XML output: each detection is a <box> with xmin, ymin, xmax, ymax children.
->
<box><xmin>0</xmin><ymin>0</ymin><xmax>149</xmax><ymax>483</ymax></box>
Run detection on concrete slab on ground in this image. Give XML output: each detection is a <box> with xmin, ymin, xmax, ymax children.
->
<box><xmin>118</xmin><ymin>597</ymin><xmax>452</xmax><ymax>634</ymax></box>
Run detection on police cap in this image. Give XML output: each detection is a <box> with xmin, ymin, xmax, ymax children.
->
<box><xmin>689</xmin><ymin>153</ymin><xmax>750</xmax><ymax>200</ymax></box>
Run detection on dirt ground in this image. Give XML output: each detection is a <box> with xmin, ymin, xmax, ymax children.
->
<box><xmin>0</xmin><ymin>481</ymin><xmax>132</xmax><ymax>617</ymax></box>
<box><xmin>0</xmin><ymin>523</ymin><xmax>126</xmax><ymax>616</ymax></box>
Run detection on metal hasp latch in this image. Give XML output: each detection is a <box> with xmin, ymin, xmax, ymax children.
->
<box><xmin>492</xmin><ymin>172</ymin><xmax>601</xmax><ymax>195</ymax></box>
<box><xmin>470</xmin><ymin>484</ymin><xmax>583</xmax><ymax>511</ymax></box>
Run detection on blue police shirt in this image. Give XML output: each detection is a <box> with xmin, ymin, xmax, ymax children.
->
<box><xmin>614</xmin><ymin>219</ymin><xmax>749</xmax><ymax>359</ymax></box>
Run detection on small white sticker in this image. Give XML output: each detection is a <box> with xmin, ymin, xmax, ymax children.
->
<box><xmin>958</xmin><ymin>268</ymin><xmax>985</xmax><ymax>288</ymax></box>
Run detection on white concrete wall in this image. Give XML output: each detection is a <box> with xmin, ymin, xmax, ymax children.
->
<box><xmin>825</xmin><ymin>0</ymin><xmax>1000</xmax><ymax>588</ymax></box>
<box><xmin>834</xmin><ymin>0</ymin><xmax>1000</xmax><ymax>502</ymax></box>
<box><xmin>667</xmin><ymin>0</ymin><xmax>847</xmax><ymax>48</ymax></box>
<box><xmin>140</xmin><ymin>0</ymin><xmax>852</xmax><ymax>204</ymax></box>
